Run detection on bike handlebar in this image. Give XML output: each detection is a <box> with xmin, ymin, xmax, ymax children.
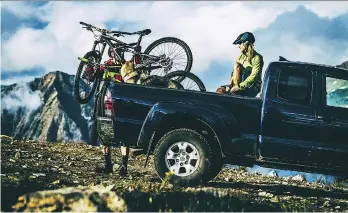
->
<box><xmin>79</xmin><ymin>21</ymin><xmax>88</xmax><ymax>26</ymax></box>
<box><xmin>80</xmin><ymin>21</ymin><xmax>111</xmax><ymax>34</ymax></box>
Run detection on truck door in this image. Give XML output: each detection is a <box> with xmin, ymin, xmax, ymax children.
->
<box><xmin>260</xmin><ymin>65</ymin><xmax>316</xmax><ymax>165</ymax></box>
<box><xmin>312</xmin><ymin>71</ymin><xmax>348</xmax><ymax>171</ymax></box>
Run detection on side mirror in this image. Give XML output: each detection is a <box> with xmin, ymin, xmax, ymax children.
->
<box><xmin>279</xmin><ymin>56</ymin><xmax>289</xmax><ymax>62</ymax></box>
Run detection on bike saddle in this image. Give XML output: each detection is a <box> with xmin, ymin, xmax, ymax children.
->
<box><xmin>136</xmin><ymin>29</ymin><xmax>151</xmax><ymax>36</ymax></box>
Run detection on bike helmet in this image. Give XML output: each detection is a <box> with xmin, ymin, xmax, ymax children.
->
<box><xmin>233</xmin><ymin>32</ymin><xmax>255</xmax><ymax>45</ymax></box>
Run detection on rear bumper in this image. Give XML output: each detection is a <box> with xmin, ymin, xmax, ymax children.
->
<box><xmin>96</xmin><ymin>117</ymin><xmax>116</xmax><ymax>145</ymax></box>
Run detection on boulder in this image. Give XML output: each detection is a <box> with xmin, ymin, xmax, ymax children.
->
<box><xmin>12</xmin><ymin>185</ymin><xmax>127</xmax><ymax>212</ymax></box>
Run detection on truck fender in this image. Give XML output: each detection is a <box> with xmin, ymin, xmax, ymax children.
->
<box><xmin>137</xmin><ymin>101</ymin><xmax>238</xmax><ymax>167</ymax></box>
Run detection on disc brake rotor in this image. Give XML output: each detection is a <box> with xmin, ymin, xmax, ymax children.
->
<box><xmin>161</xmin><ymin>57</ymin><xmax>173</xmax><ymax>72</ymax></box>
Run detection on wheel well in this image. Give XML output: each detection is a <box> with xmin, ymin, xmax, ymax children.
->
<box><xmin>151</xmin><ymin>113</ymin><xmax>224</xmax><ymax>158</ymax></box>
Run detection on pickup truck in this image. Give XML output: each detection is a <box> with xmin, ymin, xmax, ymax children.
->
<box><xmin>95</xmin><ymin>57</ymin><xmax>348</xmax><ymax>186</ymax></box>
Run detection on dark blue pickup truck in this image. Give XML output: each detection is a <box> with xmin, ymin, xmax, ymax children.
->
<box><xmin>95</xmin><ymin>59</ymin><xmax>348</xmax><ymax>186</ymax></box>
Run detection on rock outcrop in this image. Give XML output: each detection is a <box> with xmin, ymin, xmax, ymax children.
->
<box><xmin>12</xmin><ymin>185</ymin><xmax>127</xmax><ymax>212</ymax></box>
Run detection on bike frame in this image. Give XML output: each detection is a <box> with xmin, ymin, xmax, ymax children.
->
<box><xmin>78</xmin><ymin>21</ymin><xmax>177</xmax><ymax>117</ymax></box>
<box><xmin>90</xmin><ymin>30</ymin><xmax>162</xmax><ymax>72</ymax></box>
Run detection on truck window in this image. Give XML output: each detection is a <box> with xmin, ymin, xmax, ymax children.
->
<box><xmin>277</xmin><ymin>68</ymin><xmax>312</xmax><ymax>104</ymax></box>
<box><xmin>326</xmin><ymin>76</ymin><xmax>348</xmax><ymax>109</ymax></box>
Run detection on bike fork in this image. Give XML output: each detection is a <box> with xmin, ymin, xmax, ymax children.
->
<box><xmin>92</xmin><ymin>41</ymin><xmax>106</xmax><ymax>63</ymax></box>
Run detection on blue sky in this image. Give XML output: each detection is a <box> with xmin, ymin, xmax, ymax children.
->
<box><xmin>1</xmin><ymin>1</ymin><xmax>348</xmax><ymax>91</ymax></box>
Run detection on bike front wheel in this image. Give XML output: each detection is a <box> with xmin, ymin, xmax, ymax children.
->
<box><xmin>165</xmin><ymin>71</ymin><xmax>206</xmax><ymax>92</ymax></box>
<box><xmin>74</xmin><ymin>51</ymin><xmax>101</xmax><ymax>104</ymax></box>
<box><xmin>143</xmin><ymin>37</ymin><xmax>193</xmax><ymax>80</ymax></box>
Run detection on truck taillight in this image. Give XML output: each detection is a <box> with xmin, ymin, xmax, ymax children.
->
<box><xmin>104</xmin><ymin>89</ymin><xmax>114</xmax><ymax>116</ymax></box>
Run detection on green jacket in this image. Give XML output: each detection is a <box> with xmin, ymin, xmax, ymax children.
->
<box><xmin>232</xmin><ymin>51</ymin><xmax>264</xmax><ymax>90</ymax></box>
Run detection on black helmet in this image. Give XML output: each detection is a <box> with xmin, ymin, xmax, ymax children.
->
<box><xmin>233</xmin><ymin>32</ymin><xmax>255</xmax><ymax>45</ymax></box>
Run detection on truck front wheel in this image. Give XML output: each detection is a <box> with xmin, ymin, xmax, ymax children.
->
<box><xmin>153</xmin><ymin>128</ymin><xmax>214</xmax><ymax>187</ymax></box>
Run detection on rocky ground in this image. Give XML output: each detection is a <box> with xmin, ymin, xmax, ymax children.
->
<box><xmin>1</xmin><ymin>135</ymin><xmax>348</xmax><ymax>212</ymax></box>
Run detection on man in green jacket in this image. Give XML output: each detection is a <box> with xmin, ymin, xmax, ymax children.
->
<box><xmin>216</xmin><ymin>32</ymin><xmax>264</xmax><ymax>97</ymax></box>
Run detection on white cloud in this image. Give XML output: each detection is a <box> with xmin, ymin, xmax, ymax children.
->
<box><xmin>304</xmin><ymin>1</ymin><xmax>348</xmax><ymax>19</ymax></box>
<box><xmin>243</xmin><ymin>1</ymin><xmax>303</xmax><ymax>12</ymax></box>
<box><xmin>1</xmin><ymin>1</ymin><xmax>49</xmax><ymax>21</ymax></box>
<box><xmin>113</xmin><ymin>1</ymin><xmax>286</xmax><ymax>72</ymax></box>
<box><xmin>1</xmin><ymin>1</ymin><xmax>292</xmax><ymax>75</ymax></box>
<box><xmin>1</xmin><ymin>82</ymin><xmax>42</xmax><ymax>113</ymax></box>
<box><xmin>2</xmin><ymin>27</ymin><xmax>76</xmax><ymax>72</ymax></box>
<box><xmin>258</xmin><ymin>33</ymin><xmax>348</xmax><ymax>68</ymax></box>
<box><xmin>1</xmin><ymin>1</ymin><xmax>348</xmax><ymax>84</ymax></box>
<box><xmin>0</xmin><ymin>75</ymin><xmax>38</xmax><ymax>86</ymax></box>
<box><xmin>244</xmin><ymin>1</ymin><xmax>348</xmax><ymax>19</ymax></box>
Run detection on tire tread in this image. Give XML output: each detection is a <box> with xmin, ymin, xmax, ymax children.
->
<box><xmin>74</xmin><ymin>51</ymin><xmax>100</xmax><ymax>104</ymax></box>
<box><xmin>153</xmin><ymin>128</ymin><xmax>214</xmax><ymax>186</ymax></box>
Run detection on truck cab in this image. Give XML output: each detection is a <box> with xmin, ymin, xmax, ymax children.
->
<box><xmin>259</xmin><ymin>61</ymin><xmax>348</xmax><ymax>174</ymax></box>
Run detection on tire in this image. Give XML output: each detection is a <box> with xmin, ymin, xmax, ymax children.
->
<box><xmin>143</xmin><ymin>37</ymin><xmax>193</xmax><ymax>81</ymax></box>
<box><xmin>141</xmin><ymin>75</ymin><xmax>185</xmax><ymax>90</ymax></box>
<box><xmin>74</xmin><ymin>51</ymin><xmax>101</xmax><ymax>104</ymax></box>
<box><xmin>92</xmin><ymin>81</ymin><xmax>109</xmax><ymax>146</ymax></box>
<box><xmin>153</xmin><ymin>128</ymin><xmax>214</xmax><ymax>187</ymax></box>
<box><xmin>90</xmin><ymin>82</ymin><xmax>103</xmax><ymax>146</ymax></box>
<box><xmin>141</xmin><ymin>75</ymin><xmax>165</xmax><ymax>87</ymax></box>
<box><xmin>165</xmin><ymin>71</ymin><xmax>206</xmax><ymax>92</ymax></box>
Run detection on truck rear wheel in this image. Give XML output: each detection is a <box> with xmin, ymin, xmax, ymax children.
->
<box><xmin>153</xmin><ymin>128</ymin><xmax>214</xmax><ymax>187</ymax></box>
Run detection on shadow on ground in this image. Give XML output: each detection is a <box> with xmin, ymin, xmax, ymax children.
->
<box><xmin>207</xmin><ymin>181</ymin><xmax>348</xmax><ymax>200</ymax></box>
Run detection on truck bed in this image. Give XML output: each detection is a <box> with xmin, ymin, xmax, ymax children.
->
<box><xmin>104</xmin><ymin>82</ymin><xmax>262</xmax><ymax>147</ymax></box>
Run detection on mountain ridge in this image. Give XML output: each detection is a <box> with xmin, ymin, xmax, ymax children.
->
<box><xmin>1</xmin><ymin>70</ymin><xmax>94</xmax><ymax>143</ymax></box>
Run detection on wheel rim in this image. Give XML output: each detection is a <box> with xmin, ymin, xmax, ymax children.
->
<box><xmin>78</xmin><ymin>56</ymin><xmax>97</xmax><ymax>99</ymax></box>
<box><xmin>165</xmin><ymin>141</ymin><xmax>200</xmax><ymax>177</ymax></box>
<box><xmin>168</xmin><ymin>77</ymin><xmax>201</xmax><ymax>91</ymax></box>
<box><xmin>147</xmin><ymin>42</ymin><xmax>189</xmax><ymax>76</ymax></box>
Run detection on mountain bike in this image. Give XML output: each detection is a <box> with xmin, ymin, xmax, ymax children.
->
<box><xmin>74</xmin><ymin>21</ymin><xmax>193</xmax><ymax>104</ymax></box>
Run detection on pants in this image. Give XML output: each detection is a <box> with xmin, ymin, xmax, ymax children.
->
<box><xmin>219</xmin><ymin>84</ymin><xmax>260</xmax><ymax>97</ymax></box>
<box><xmin>216</xmin><ymin>63</ymin><xmax>260</xmax><ymax>97</ymax></box>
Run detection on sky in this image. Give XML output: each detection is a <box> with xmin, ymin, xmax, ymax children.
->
<box><xmin>1</xmin><ymin>1</ymin><xmax>348</xmax><ymax>91</ymax></box>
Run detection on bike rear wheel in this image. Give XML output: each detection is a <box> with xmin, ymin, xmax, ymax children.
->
<box><xmin>74</xmin><ymin>51</ymin><xmax>101</xmax><ymax>104</ymax></box>
<box><xmin>165</xmin><ymin>71</ymin><xmax>206</xmax><ymax>92</ymax></box>
<box><xmin>143</xmin><ymin>37</ymin><xmax>193</xmax><ymax>81</ymax></box>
